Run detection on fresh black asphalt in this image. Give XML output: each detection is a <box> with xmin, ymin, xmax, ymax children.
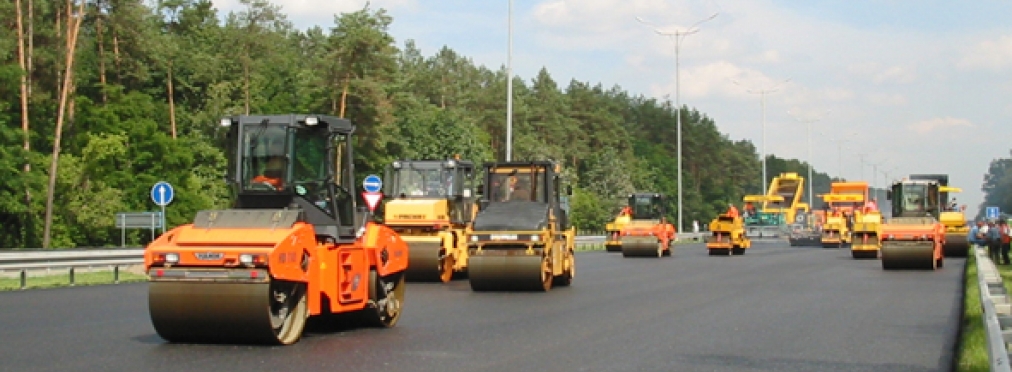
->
<box><xmin>0</xmin><ymin>241</ymin><xmax>965</xmax><ymax>372</ymax></box>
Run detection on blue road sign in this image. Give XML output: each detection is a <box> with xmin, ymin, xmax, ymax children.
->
<box><xmin>363</xmin><ymin>174</ymin><xmax>382</xmax><ymax>193</ymax></box>
<box><xmin>986</xmin><ymin>206</ymin><xmax>1001</xmax><ymax>220</ymax></box>
<box><xmin>151</xmin><ymin>181</ymin><xmax>175</xmax><ymax>206</ymax></box>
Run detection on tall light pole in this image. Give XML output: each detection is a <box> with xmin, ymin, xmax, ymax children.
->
<box><xmin>636</xmin><ymin>11</ymin><xmax>718</xmax><ymax>233</ymax></box>
<box><xmin>505</xmin><ymin>0</ymin><xmax>514</xmax><ymax>161</ymax></box>
<box><xmin>733</xmin><ymin>77</ymin><xmax>791</xmax><ymax>195</ymax></box>
<box><xmin>788</xmin><ymin>109</ymin><xmax>830</xmax><ymax>207</ymax></box>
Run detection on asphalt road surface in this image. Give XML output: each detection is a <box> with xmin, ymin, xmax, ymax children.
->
<box><xmin>0</xmin><ymin>241</ymin><xmax>965</xmax><ymax>372</ymax></box>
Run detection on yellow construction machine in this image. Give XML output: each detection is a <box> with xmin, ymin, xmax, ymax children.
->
<box><xmin>850</xmin><ymin>210</ymin><xmax>882</xmax><ymax>259</ymax></box>
<box><xmin>383</xmin><ymin>158</ymin><xmax>476</xmax><ymax>282</ymax></box>
<box><xmin>819</xmin><ymin>182</ymin><xmax>869</xmax><ymax>248</ymax></box>
<box><xmin>742</xmin><ymin>172</ymin><xmax>809</xmax><ymax>238</ymax></box>
<box><xmin>706</xmin><ymin>213</ymin><xmax>751</xmax><ymax>256</ymax></box>
<box><xmin>144</xmin><ymin>114</ymin><xmax>408</xmax><ymax>345</ymax></box>
<box><xmin>604</xmin><ymin>208</ymin><xmax>633</xmax><ymax>252</ymax></box>
<box><xmin>880</xmin><ymin>178</ymin><xmax>945</xmax><ymax>270</ymax></box>
<box><xmin>466</xmin><ymin>161</ymin><xmax>576</xmax><ymax>291</ymax></box>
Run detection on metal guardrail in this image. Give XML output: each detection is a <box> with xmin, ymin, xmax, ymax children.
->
<box><xmin>974</xmin><ymin>245</ymin><xmax>1012</xmax><ymax>372</ymax></box>
<box><xmin>0</xmin><ymin>249</ymin><xmax>145</xmax><ymax>290</ymax></box>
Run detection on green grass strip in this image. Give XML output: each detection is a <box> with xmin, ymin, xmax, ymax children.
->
<box><xmin>956</xmin><ymin>250</ymin><xmax>1012</xmax><ymax>371</ymax></box>
<box><xmin>0</xmin><ymin>270</ymin><xmax>148</xmax><ymax>291</ymax></box>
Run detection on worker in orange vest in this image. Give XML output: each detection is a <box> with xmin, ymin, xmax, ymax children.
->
<box><xmin>863</xmin><ymin>198</ymin><xmax>879</xmax><ymax>213</ymax></box>
<box><xmin>726</xmin><ymin>203</ymin><xmax>740</xmax><ymax>218</ymax></box>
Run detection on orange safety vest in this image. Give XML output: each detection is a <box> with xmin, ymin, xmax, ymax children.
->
<box><xmin>726</xmin><ymin>205</ymin><xmax>740</xmax><ymax>218</ymax></box>
<box><xmin>252</xmin><ymin>175</ymin><xmax>283</xmax><ymax>190</ymax></box>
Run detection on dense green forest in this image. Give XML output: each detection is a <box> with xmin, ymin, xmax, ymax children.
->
<box><xmin>1</xmin><ymin>0</ymin><xmax>861</xmax><ymax>248</ymax></box>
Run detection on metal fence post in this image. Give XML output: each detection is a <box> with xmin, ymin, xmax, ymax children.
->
<box><xmin>69</xmin><ymin>267</ymin><xmax>75</xmax><ymax>286</ymax></box>
<box><xmin>114</xmin><ymin>265</ymin><xmax>120</xmax><ymax>284</ymax></box>
<box><xmin>20</xmin><ymin>270</ymin><xmax>27</xmax><ymax>290</ymax></box>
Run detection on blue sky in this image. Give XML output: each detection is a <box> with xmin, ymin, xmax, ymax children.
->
<box><xmin>213</xmin><ymin>0</ymin><xmax>1012</xmax><ymax>217</ymax></box>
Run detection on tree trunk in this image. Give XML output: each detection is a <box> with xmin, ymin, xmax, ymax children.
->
<box><xmin>42</xmin><ymin>0</ymin><xmax>85</xmax><ymax>249</ymax></box>
<box><xmin>167</xmin><ymin>60</ymin><xmax>176</xmax><ymax>139</ymax></box>
<box><xmin>96</xmin><ymin>10</ymin><xmax>107</xmax><ymax>103</ymax></box>
<box><xmin>15</xmin><ymin>0</ymin><xmax>31</xmax><ymax>224</ymax></box>
<box><xmin>112</xmin><ymin>29</ymin><xmax>121</xmax><ymax>80</ymax></box>
<box><xmin>339</xmin><ymin>72</ymin><xmax>351</xmax><ymax>118</ymax></box>
<box><xmin>27</xmin><ymin>0</ymin><xmax>33</xmax><ymax>99</ymax></box>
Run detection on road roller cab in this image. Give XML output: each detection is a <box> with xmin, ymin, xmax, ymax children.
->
<box><xmin>466</xmin><ymin>161</ymin><xmax>576</xmax><ymax>291</ymax></box>
<box><xmin>880</xmin><ymin>178</ymin><xmax>946</xmax><ymax>270</ymax></box>
<box><xmin>617</xmin><ymin>193</ymin><xmax>676</xmax><ymax>257</ymax></box>
<box><xmin>144</xmin><ymin>114</ymin><xmax>409</xmax><ymax>345</ymax></box>
<box><xmin>706</xmin><ymin>214</ymin><xmax>751</xmax><ymax>256</ymax></box>
<box><xmin>383</xmin><ymin>158</ymin><xmax>476</xmax><ymax>282</ymax></box>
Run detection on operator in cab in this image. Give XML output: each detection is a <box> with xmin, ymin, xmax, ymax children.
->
<box><xmin>251</xmin><ymin>157</ymin><xmax>285</xmax><ymax>190</ymax></box>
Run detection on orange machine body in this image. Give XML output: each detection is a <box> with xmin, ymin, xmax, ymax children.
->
<box><xmin>145</xmin><ymin>221</ymin><xmax>408</xmax><ymax>316</ymax></box>
<box><xmin>620</xmin><ymin>221</ymin><xmax>677</xmax><ymax>246</ymax></box>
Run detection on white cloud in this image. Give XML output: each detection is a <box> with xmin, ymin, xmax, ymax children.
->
<box><xmin>907</xmin><ymin>117</ymin><xmax>974</xmax><ymax>134</ymax></box>
<box><xmin>847</xmin><ymin>63</ymin><xmax>917</xmax><ymax>85</ymax></box>
<box><xmin>747</xmin><ymin>50</ymin><xmax>782</xmax><ymax>64</ymax></box>
<box><xmin>958</xmin><ymin>35</ymin><xmax>1012</xmax><ymax>71</ymax></box>
<box><xmin>866</xmin><ymin>92</ymin><xmax>907</xmax><ymax>106</ymax></box>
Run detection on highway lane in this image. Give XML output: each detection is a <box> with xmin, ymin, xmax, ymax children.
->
<box><xmin>0</xmin><ymin>242</ymin><xmax>964</xmax><ymax>372</ymax></box>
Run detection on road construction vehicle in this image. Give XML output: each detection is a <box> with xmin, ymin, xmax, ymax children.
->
<box><xmin>383</xmin><ymin>158</ymin><xmax>476</xmax><ymax>282</ymax></box>
<box><xmin>908</xmin><ymin>174</ymin><xmax>969</xmax><ymax>257</ymax></box>
<box><xmin>743</xmin><ymin>172</ymin><xmax>810</xmax><ymax>238</ymax></box>
<box><xmin>742</xmin><ymin>195</ymin><xmax>785</xmax><ymax>238</ymax></box>
<box><xmin>617</xmin><ymin>193</ymin><xmax>676</xmax><ymax>257</ymax></box>
<box><xmin>466</xmin><ymin>161</ymin><xmax>576</xmax><ymax>291</ymax></box>
<box><xmin>880</xmin><ymin>178</ymin><xmax>946</xmax><ymax>270</ymax></box>
<box><xmin>707</xmin><ymin>213</ymin><xmax>751</xmax><ymax>255</ymax></box>
<box><xmin>604</xmin><ymin>207</ymin><xmax>633</xmax><ymax>252</ymax></box>
<box><xmin>819</xmin><ymin>181</ymin><xmax>869</xmax><ymax>248</ymax></box>
<box><xmin>851</xmin><ymin>210</ymin><xmax>882</xmax><ymax>259</ymax></box>
<box><xmin>144</xmin><ymin>114</ymin><xmax>409</xmax><ymax>345</ymax></box>
<box><xmin>788</xmin><ymin>210</ymin><xmax>824</xmax><ymax>247</ymax></box>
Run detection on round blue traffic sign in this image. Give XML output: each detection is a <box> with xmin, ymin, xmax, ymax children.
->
<box><xmin>363</xmin><ymin>175</ymin><xmax>382</xmax><ymax>193</ymax></box>
<box><xmin>151</xmin><ymin>181</ymin><xmax>175</xmax><ymax>206</ymax></box>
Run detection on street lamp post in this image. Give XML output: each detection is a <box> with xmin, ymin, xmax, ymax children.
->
<box><xmin>733</xmin><ymin>77</ymin><xmax>791</xmax><ymax>195</ymax></box>
<box><xmin>505</xmin><ymin>0</ymin><xmax>513</xmax><ymax>161</ymax></box>
<box><xmin>788</xmin><ymin>110</ymin><xmax>830</xmax><ymax>207</ymax></box>
<box><xmin>637</xmin><ymin>11</ymin><xmax>718</xmax><ymax>233</ymax></box>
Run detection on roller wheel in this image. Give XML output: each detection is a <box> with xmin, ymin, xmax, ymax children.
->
<box><xmin>439</xmin><ymin>252</ymin><xmax>455</xmax><ymax>283</ymax></box>
<box><xmin>732</xmin><ymin>247</ymin><xmax>745</xmax><ymax>255</ymax></box>
<box><xmin>361</xmin><ymin>270</ymin><xmax>405</xmax><ymax>328</ymax></box>
<box><xmin>937</xmin><ymin>257</ymin><xmax>944</xmax><ymax>268</ymax></box>
<box><xmin>540</xmin><ymin>255</ymin><xmax>554</xmax><ymax>291</ymax></box>
<box><xmin>553</xmin><ymin>250</ymin><xmax>575</xmax><ymax>287</ymax></box>
<box><xmin>270</xmin><ymin>280</ymin><xmax>308</xmax><ymax>345</ymax></box>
